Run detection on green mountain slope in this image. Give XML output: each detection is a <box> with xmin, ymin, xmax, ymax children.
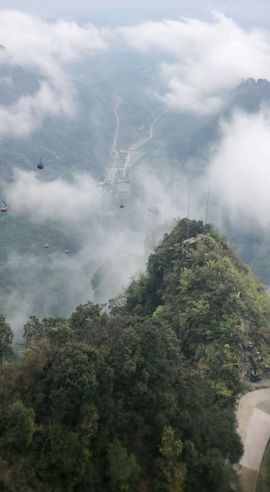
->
<box><xmin>0</xmin><ymin>219</ymin><xmax>269</xmax><ymax>491</ymax></box>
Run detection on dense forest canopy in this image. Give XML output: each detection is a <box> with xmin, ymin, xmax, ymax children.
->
<box><xmin>0</xmin><ymin>219</ymin><xmax>270</xmax><ymax>491</ymax></box>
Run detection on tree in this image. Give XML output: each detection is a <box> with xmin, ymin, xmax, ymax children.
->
<box><xmin>159</xmin><ymin>426</ymin><xmax>186</xmax><ymax>492</ymax></box>
<box><xmin>23</xmin><ymin>316</ymin><xmax>71</xmax><ymax>346</ymax></box>
<box><xmin>0</xmin><ymin>220</ymin><xmax>262</xmax><ymax>491</ymax></box>
<box><xmin>0</xmin><ymin>315</ymin><xmax>13</xmax><ymax>364</ymax></box>
<box><xmin>47</xmin><ymin>344</ymin><xmax>98</xmax><ymax>425</ymax></box>
<box><xmin>107</xmin><ymin>440</ymin><xmax>140</xmax><ymax>491</ymax></box>
<box><xmin>36</xmin><ymin>424</ymin><xmax>91</xmax><ymax>490</ymax></box>
<box><xmin>0</xmin><ymin>401</ymin><xmax>35</xmax><ymax>453</ymax></box>
<box><xmin>23</xmin><ymin>316</ymin><xmax>44</xmax><ymax>345</ymax></box>
<box><xmin>70</xmin><ymin>302</ymin><xmax>108</xmax><ymax>343</ymax></box>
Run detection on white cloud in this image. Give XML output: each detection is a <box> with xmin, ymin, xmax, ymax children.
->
<box><xmin>119</xmin><ymin>13</ymin><xmax>270</xmax><ymax>114</ymax></box>
<box><xmin>134</xmin><ymin>166</ymin><xmax>191</xmax><ymax>222</ymax></box>
<box><xmin>207</xmin><ymin>109</ymin><xmax>270</xmax><ymax>228</ymax></box>
<box><xmin>0</xmin><ymin>10</ymin><xmax>109</xmax><ymax>137</ymax></box>
<box><xmin>3</xmin><ymin>221</ymin><xmax>147</xmax><ymax>339</ymax></box>
<box><xmin>5</xmin><ymin>169</ymin><xmax>103</xmax><ymax>225</ymax></box>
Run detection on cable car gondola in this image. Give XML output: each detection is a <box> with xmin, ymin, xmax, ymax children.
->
<box><xmin>37</xmin><ymin>157</ymin><xmax>44</xmax><ymax>170</ymax></box>
<box><xmin>0</xmin><ymin>201</ymin><xmax>8</xmax><ymax>212</ymax></box>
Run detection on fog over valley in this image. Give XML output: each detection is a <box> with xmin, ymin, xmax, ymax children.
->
<box><xmin>1</xmin><ymin>6</ymin><xmax>270</xmax><ymax>337</ymax></box>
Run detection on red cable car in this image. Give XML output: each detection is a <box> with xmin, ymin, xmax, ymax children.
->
<box><xmin>1</xmin><ymin>201</ymin><xmax>8</xmax><ymax>212</ymax></box>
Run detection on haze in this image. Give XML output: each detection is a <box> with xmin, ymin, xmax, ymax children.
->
<box><xmin>1</xmin><ymin>1</ymin><xmax>270</xmax><ymax>335</ymax></box>
<box><xmin>2</xmin><ymin>0</ymin><xmax>270</xmax><ymax>27</ymax></box>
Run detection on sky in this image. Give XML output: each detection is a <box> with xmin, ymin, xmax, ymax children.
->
<box><xmin>1</xmin><ymin>0</ymin><xmax>270</xmax><ymax>27</ymax></box>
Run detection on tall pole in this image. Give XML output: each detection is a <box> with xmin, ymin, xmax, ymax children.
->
<box><xmin>205</xmin><ymin>185</ymin><xmax>210</xmax><ymax>225</ymax></box>
<box><xmin>187</xmin><ymin>191</ymin><xmax>190</xmax><ymax>239</ymax></box>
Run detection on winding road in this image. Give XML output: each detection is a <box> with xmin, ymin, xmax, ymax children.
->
<box><xmin>130</xmin><ymin>112</ymin><xmax>164</xmax><ymax>151</ymax></box>
<box><xmin>104</xmin><ymin>96</ymin><xmax>164</xmax><ymax>190</ymax></box>
<box><xmin>110</xmin><ymin>96</ymin><xmax>121</xmax><ymax>160</ymax></box>
<box><xmin>237</xmin><ymin>386</ymin><xmax>270</xmax><ymax>491</ymax></box>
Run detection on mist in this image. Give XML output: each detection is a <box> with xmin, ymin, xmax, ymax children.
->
<box><xmin>119</xmin><ymin>14</ymin><xmax>270</xmax><ymax>115</ymax></box>
<box><xmin>208</xmin><ymin>109</ymin><xmax>270</xmax><ymax>229</ymax></box>
<box><xmin>3</xmin><ymin>0</ymin><xmax>270</xmax><ymax>29</ymax></box>
<box><xmin>2</xmin><ymin>161</ymin><xmax>196</xmax><ymax>339</ymax></box>
<box><xmin>5</xmin><ymin>169</ymin><xmax>103</xmax><ymax>227</ymax></box>
<box><xmin>2</xmin><ymin>7</ymin><xmax>270</xmax><ymax>337</ymax></box>
<box><xmin>0</xmin><ymin>10</ymin><xmax>108</xmax><ymax>137</ymax></box>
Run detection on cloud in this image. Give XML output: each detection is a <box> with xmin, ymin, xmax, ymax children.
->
<box><xmin>3</xmin><ymin>250</ymin><xmax>93</xmax><ymax>340</ymax></box>
<box><xmin>7</xmin><ymin>9</ymin><xmax>270</xmax><ymax>330</ymax></box>
<box><xmin>134</xmin><ymin>166</ymin><xmax>192</xmax><ymax>222</ymax></box>
<box><xmin>2</xmin><ymin>207</ymin><xmax>147</xmax><ymax>338</ymax></box>
<box><xmin>3</xmin><ymin>9</ymin><xmax>270</xmax><ymax>131</ymax></box>
<box><xmin>207</xmin><ymin>109</ymin><xmax>270</xmax><ymax>228</ymax></box>
<box><xmin>119</xmin><ymin>13</ymin><xmax>270</xmax><ymax>114</ymax></box>
<box><xmin>5</xmin><ymin>169</ymin><xmax>103</xmax><ymax>226</ymax></box>
<box><xmin>2</xmin><ymin>160</ymin><xmax>196</xmax><ymax>332</ymax></box>
<box><xmin>0</xmin><ymin>10</ymin><xmax>109</xmax><ymax>137</ymax></box>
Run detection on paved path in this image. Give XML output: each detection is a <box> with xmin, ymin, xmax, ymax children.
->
<box><xmin>237</xmin><ymin>388</ymin><xmax>270</xmax><ymax>491</ymax></box>
<box><xmin>110</xmin><ymin>96</ymin><xmax>121</xmax><ymax>162</ymax></box>
<box><xmin>130</xmin><ymin>112</ymin><xmax>164</xmax><ymax>151</ymax></box>
<box><xmin>104</xmin><ymin>103</ymin><xmax>164</xmax><ymax>190</ymax></box>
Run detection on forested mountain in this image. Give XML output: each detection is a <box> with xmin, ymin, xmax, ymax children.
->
<box><xmin>0</xmin><ymin>219</ymin><xmax>269</xmax><ymax>491</ymax></box>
